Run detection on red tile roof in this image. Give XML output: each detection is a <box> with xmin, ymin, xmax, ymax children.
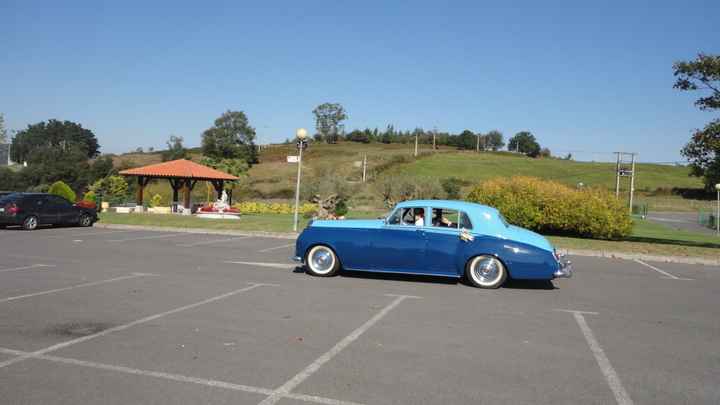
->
<box><xmin>119</xmin><ymin>159</ymin><xmax>239</xmax><ymax>181</ymax></box>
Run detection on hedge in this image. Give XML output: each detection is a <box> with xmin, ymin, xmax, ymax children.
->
<box><xmin>466</xmin><ymin>176</ymin><xmax>632</xmax><ymax>240</ymax></box>
<box><xmin>233</xmin><ymin>201</ymin><xmax>317</xmax><ymax>215</ymax></box>
<box><xmin>48</xmin><ymin>181</ymin><xmax>76</xmax><ymax>203</ymax></box>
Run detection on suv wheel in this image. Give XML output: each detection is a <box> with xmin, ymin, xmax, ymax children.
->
<box><xmin>22</xmin><ymin>216</ymin><xmax>39</xmax><ymax>231</ymax></box>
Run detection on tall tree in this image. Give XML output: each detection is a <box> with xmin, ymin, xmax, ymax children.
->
<box><xmin>313</xmin><ymin>103</ymin><xmax>347</xmax><ymax>144</ymax></box>
<box><xmin>456</xmin><ymin>130</ymin><xmax>476</xmax><ymax>150</ymax></box>
<box><xmin>162</xmin><ymin>135</ymin><xmax>188</xmax><ymax>161</ymax></box>
<box><xmin>0</xmin><ymin>113</ymin><xmax>7</xmax><ymax>144</ymax></box>
<box><xmin>11</xmin><ymin>119</ymin><xmax>99</xmax><ymax>163</ymax></box>
<box><xmin>484</xmin><ymin>130</ymin><xmax>505</xmax><ymax>151</ymax></box>
<box><xmin>508</xmin><ymin>131</ymin><xmax>541</xmax><ymax>157</ymax></box>
<box><xmin>674</xmin><ymin>53</ymin><xmax>720</xmax><ymax>189</ymax></box>
<box><xmin>201</xmin><ymin>110</ymin><xmax>258</xmax><ymax>164</ymax></box>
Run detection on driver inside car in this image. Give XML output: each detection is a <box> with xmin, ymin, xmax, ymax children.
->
<box><xmin>432</xmin><ymin>209</ymin><xmax>456</xmax><ymax>228</ymax></box>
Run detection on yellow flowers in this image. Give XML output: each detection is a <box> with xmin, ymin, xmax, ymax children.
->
<box><xmin>466</xmin><ymin>176</ymin><xmax>633</xmax><ymax>240</ymax></box>
<box><xmin>233</xmin><ymin>201</ymin><xmax>316</xmax><ymax>215</ymax></box>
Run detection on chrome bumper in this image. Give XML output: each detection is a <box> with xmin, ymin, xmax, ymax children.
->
<box><xmin>554</xmin><ymin>254</ymin><xmax>573</xmax><ymax>278</ymax></box>
<box><xmin>291</xmin><ymin>256</ymin><xmax>303</xmax><ymax>264</ymax></box>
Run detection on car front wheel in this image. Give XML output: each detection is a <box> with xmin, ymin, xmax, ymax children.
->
<box><xmin>466</xmin><ymin>255</ymin><xmax>507</xmax><ymax>289</ymax></box>
<box><xmin>22</xmin><ymin>216</ymin><xmax>39</xmax><ymax>231</ymax></box>
<box><xmin>305</xmin><ymin>245</ymin><xmax>340</xmax><ymax>277</ymax></box>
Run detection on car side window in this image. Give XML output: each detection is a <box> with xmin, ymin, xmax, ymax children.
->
<box><xmin>459</xmin><ymin>211</ymin><xmax>473</xmax><ymax>230</ymax></box>
<box><xmin>430</xmin><ymin>208</ymin><xmax>460</xmax><ymax>229</ymax></box>
<box><xmin>387</xmin><ymin>207</ymin><xmax>425</xmax><ymax>226</ymax></box>
<box><xmin>47</xmin><ymin>196</ymin><xmax>71</xmax><ymax>208</ymax></box>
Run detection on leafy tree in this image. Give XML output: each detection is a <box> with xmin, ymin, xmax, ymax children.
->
<box><xmin>200</xmin><ymin>157</ymin><xmax>249</xmax><ymax>203</ymax></box>
<box><xmin>484</xmin><ymin>130</ymin><xmax>505</xmax><ymax>151</ymax></box>
<box><xmin>48</xmin><ymin>181</ymin><xmax>77</xmax><ymax>202</ymax></box>
<box><xmin>0</xmin><ymin>113</ymin><xmax>7</xmax><ymax>144</ymax></box>
<box><xmin>11</xmin><ymin>119</ymin><xmax>99</xmax><ymax>164</ymax></box>
<box><xmin>89</xmin><ymin>176</ymin><xmax>129</xmax><ymax>202</ymax></box>
<box><xmin>313</xmin><ymin>103</ymin><xmax>347</xmax><ymax>144</ymax></box>
<box><xmin>456</xmin><ymin>130</ymin><xmax>476</xmax><ymax>150</ymax></box>
<box><xmin>201</xmin><ymin>110</ymin><xmax>258</xmax><ymax>164</ymax></box>
<box><xmin>673</xmin><ymin>53</ymin><xmax>720</xmax><ymax>111</ymax></box>
<box><xmin>539</xmin><ymin>147</ymin><xmax>552</xmax><ymax>158</ymax></box>
<box><xmin>674</xmin><ymin>53</ymin><xmax>720</xmax><ymax>189</ymax></box>
<box><xmin>508</xmin><ymin>131</ymin><xmax>541</xmax><ymax>157</ymax></box>
<box><xmin>162</xmin><ymin>135</ymin><xmax>188</xmax><ymax>161</ymax></box>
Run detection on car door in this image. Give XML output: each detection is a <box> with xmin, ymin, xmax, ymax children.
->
<box><xmin>32</xmin><ymin>197</ymin><xmax>57</xmax><ymax>225</ymax></box>
<box><xmin>369</xmin><ymin>206</ymin><xmax>428</xmax><ymax>273</ymax></box>
<box><xmin>47</xmin><ymin>195</ymin><xmax>77</xmax><ymax>224</ymax></box>
<box><xmin>424</xmin><ymin>209</ymin><xmax>474</xmax><ymax>276</ymax></box>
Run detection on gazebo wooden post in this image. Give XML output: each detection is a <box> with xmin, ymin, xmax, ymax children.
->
<box><xmin>211</xmin><ymin>180</ymin><xmax>224</xmax><ymax>200</ymax></box>
<box><xmin>168</xmin><ymin>178</ymin><xmax>183</xmax><ymax>212</ymax></box>
<box><xmin>136</xmin><ymin>176</ymin><xmax>150</xmax><ymax>206</ymax></box>
<box><xmin>183</xmin><ymin>179</ymin><xmax>198</xmax><ymax>209</ymax></box>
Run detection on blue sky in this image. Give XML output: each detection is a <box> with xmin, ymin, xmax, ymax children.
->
<box><xmin>1</xmin><ymin>0</ymin><xmax>718</xmax><ymax>162</ymax></box>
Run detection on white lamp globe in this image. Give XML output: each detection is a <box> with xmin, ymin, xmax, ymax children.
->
<box><xmin>715</xmin><ymin>183</ymin><xmax>720</xmax><ymax>191</ymax></box>
<box><xmin>296</xmin><ymin>128</ymin><xmax>308</xmax><ymax>140</ymax></box>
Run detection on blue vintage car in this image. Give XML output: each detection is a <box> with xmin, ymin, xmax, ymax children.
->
<box><xmin>293</xmin><ymin>200</ymin><xmax>572</xmax><ymax>288</ymax></box>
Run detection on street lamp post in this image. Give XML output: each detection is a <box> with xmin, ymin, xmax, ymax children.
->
<box><xmin>715</xmin><ymin>183</ymin><xmax>720</xmax><ymax>236</ymax></box>
<box><xmin>293</xmin><ymin>128</ymin><xmax>308</xmax><ymax>232</ymax></box>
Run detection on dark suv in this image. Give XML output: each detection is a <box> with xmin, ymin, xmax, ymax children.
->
<box><xmin>0</xmin><ymin>193</ymin><xmax>98</xmax><ymax>230</ymax></box>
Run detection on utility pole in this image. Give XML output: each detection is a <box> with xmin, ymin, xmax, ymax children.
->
<box><xmin>614</xmin><ymin>152</ymin><xmax>637</xmax><ymax>214</ymax></box>
<box><xmin>432</xmin><ymin>127</ymin><xmax>437</xmax><ymax>151</ymax></box>
<box><xmin>414</xmin><ymin>132</ymin><xmax>418</xmax><ymax>157</ymax></box>
<box><xmin>362</xmin><ymin>153</ymin><xmax>367</xmax><ymax>183</ymax></box>
<box><xmin>476</xmin><ymin>133</ymin><xmax>480</xmax><ymax>153</ymax></box>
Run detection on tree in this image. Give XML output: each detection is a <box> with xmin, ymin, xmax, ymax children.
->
<box><xmin>200</xmin><ymin>157</ymin><xmax>249</xmax><ymax>203</ymax></box>
<box><xmin>313</xmin><ymin>103</ymin><xmax>347</xmax><ymax>144</ymax></box>
<box><xmin>11</xmin><ymin>119</ymin><xmax>99</xmax><ymax>164</ymax></box>
<box><xmin>539</xmin><ymin>147</ymin><xmax>552</xmax><ymax>158</ymax></box>
<box><xmin>508</xmin><ymin>131</ymin><xmax>541</xmax><ymax>157</ymax></box>
<box><xmin>673</xmin><ymin>53</ymin><xmax>720</xmax><ymax>111</ymax></box>
<box><xmin>484</xmin><ymin>130</ymin><xmax>505</xmax><ymax>151</ymax></box>
<box><xmin>201</xmin><ymin>110</ymin><xmax>258</xmax><ymax>164</ymax></box>
<box><xmin>162</xmin><ymin>135</ymin><xmax>188</xmax><ymax>161</ymax></box>
<box><xmin>674</xmin><ymin>53</ymin><xmax>720</xmax><ymax>189</ymax></box>
<box><xmin>456</xmin><ymin>130</ymin><xmax>476</xmax><ymax>150</ymax></box>
<box><xmin>0</xmin><ymin>113</ymin><xmax>7</xmax><ymax>144</ymax></box>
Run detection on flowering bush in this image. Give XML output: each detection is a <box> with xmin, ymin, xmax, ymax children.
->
<box><xmin>233</xmin><ymin>201</ymin><xmax>316</xmax><ymax>215</ymax></box>
<box><xmin>75</xmin><ymin>200</ymin><xmax>97</xmax><ymax>209</ymax></box>
<box><xmin>466</xmin><ymin>176</ymin><xmax>632</xmax><ymax>240</ymax></box>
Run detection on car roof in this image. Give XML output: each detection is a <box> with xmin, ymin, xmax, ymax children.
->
<box><xmin>396</xmin><ymin>199</ymin><xmax>498</xmax><ymax>214</ymax></box>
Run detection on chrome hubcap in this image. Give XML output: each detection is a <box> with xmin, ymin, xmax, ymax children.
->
<box><xmin>27</xmin><ymin>217</ymin><xmax>37</xmax><ymax>229</ymax></box>
<box><xmin>310</xmin><ymin>248</ymin><xmax>334</xmax><ymax>273</ymax></box>
<box><xmin>472</xmin><ymin>256</ymin><xmax>501</xmax><ymax>284</ymax></box>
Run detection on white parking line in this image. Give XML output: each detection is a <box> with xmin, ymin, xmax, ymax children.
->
<box><xmin>177</xmin><ymin>236</ymin><xmax>250</xmax><ymax>247</ymax></box>
<box><xmin>634</xmin><ymin>260</ymin><xmax>693</xmax><ymax>280</ymax></box>
<box><xmin>51</xmin><ymin>229</ymin><xmax>142</xmax><ymax>239</ymax></box>
<box><xmin>258</xmin><ymin>294</ymin><xmax>421</xmax><ymax>405</ymax></box>
<box><xmin>0</xmin><ymin>347</ymin><xmax>362</xmax><ymax>405</ymax></box>
<box><xmin>0</xmin><ymin>264</ymin><xmax>55</xmax><ymax>274</ymax></box>
<box><xmin>0</xmin><ymin>282</ymin><xmax>272</xmax><ymax>370</ymax></box>
<box><xmin>108</xmin><ymin>233</ymin><xmax>188</xmax><ymax>242</ymax></box>
<box><xmin>560</xmin><ymin>309</ymin><xmax>633</xmax><ymax>405</ymax></box>
<box><xmin>225</xmin><ymin>261</ymin><xmax>295</xmax><ymax>269</ymax></box>
<box><xmin>259</xmin><ymin>243</ymin><xmax>295</xmax><ymax>253</ymax></box>
<box><xmin>0</xmin><ymin>273</ymin><xmax>155</xmax><ymax>303</ymax></box>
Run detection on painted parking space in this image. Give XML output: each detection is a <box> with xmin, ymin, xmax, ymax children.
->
<box><xmin>0</xmin><ymin>230</ymin><xmax>719</xmax><ymax>404</ymax></box>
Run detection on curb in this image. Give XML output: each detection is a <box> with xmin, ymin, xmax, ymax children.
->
<box><xmin>95</xmin><ymin>223</ymin><xmax>719</xmax><ymax>267</ymax></box>
<box><xmin>94</xmin><ymin>223</ymin><xmax>298</xmax><ymax>240</ymax></box>
<box><xmin>561</xmin><ymin>249</ymin><xmax>720</xmax><ymax>267</ymax></box>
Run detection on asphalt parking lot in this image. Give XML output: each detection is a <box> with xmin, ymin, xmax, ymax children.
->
<box><xmin>0</xmin><ymin>226</ymin><xmax>718</xmax><ymax>404</ymax></box>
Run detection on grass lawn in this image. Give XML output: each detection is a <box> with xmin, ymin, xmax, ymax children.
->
<box><xmin>100</xmin><ymin>212</ymin><xmax>719</xmax><ymax>259</ymax></box>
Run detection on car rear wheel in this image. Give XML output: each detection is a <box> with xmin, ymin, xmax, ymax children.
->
<box><xmin>466</xmin><ymin>255</ymin><xmax>507</xmax><ymax>289</ymax></box>
<box><xmin>78</xmin><ymin>214</ymin><xmax>93</xmax><ymax>227</ymax></box>
<box><xmin>22</xmin><ymin>216</ymin><xmax>38</xmax><ymax>231</ymax></box>
<box><xmin>305</xmin><ymin>245</ymin><xmax>340</xmax><ymax>277</ymax></box>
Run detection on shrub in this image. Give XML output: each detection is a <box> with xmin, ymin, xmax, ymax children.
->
<box><xmin>334</xmin><ymin>200</ymin><xmax>348</xmax><ymax>217</ymax></box>
<box><xmin>233</xmin><ymin>201</ymin><xmax>316</xmax><ymax>215</ymax></box>
<box><xmin>48</xmin><ymin>181</ymin><xmax>76</xmax><ymax>203</ymax></box>
<box><xmin>440</xmin><ymin>177</ymin><xmax>469</xmax><ymax>199</ymax></box>
<box><xmin>466</xmin><ymin>176</ymin><xmax>632</xmax><ymax>240</ymax></box>
<box><xmin>149</xmin><ymin>194</ymin><xmax>163</xmax><ymax>208</ymax></box>
<box><xmin>89</xmin><ymin>175</ymin><xmax>129</xmax><ymax>202</ymax></box>
<box><xmin>83</xmin><ymin>190</ymin><xmax>97</xmax><ymax>204</ymax></box>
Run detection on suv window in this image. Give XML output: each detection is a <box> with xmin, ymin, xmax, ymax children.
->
<box><xmin>46</xmin><ymin>195</ymin><xmax>72</xmax><ymax>208</ymax></box>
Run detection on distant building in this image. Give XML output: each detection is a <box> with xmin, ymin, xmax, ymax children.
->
<box><xmin>0</xmin><ymin>144</ymin><xmax>10</xmax><ymax>166</ymax></box>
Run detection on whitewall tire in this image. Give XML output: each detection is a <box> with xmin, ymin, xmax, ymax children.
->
<box><xmin>466</xmin><ymin>255</ymin><xmax>507</xmax><ymax>289</ymax></box>
<box><xmin>305</xmin><ymin>245</ymin><xmax>340</xmax><ymax>277</ymax></box>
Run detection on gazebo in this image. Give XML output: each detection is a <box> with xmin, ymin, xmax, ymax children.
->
<box><xmin>119</xmin><ymin>159</ymin><xmax>239</xmax><ymax>210</ymax></box>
